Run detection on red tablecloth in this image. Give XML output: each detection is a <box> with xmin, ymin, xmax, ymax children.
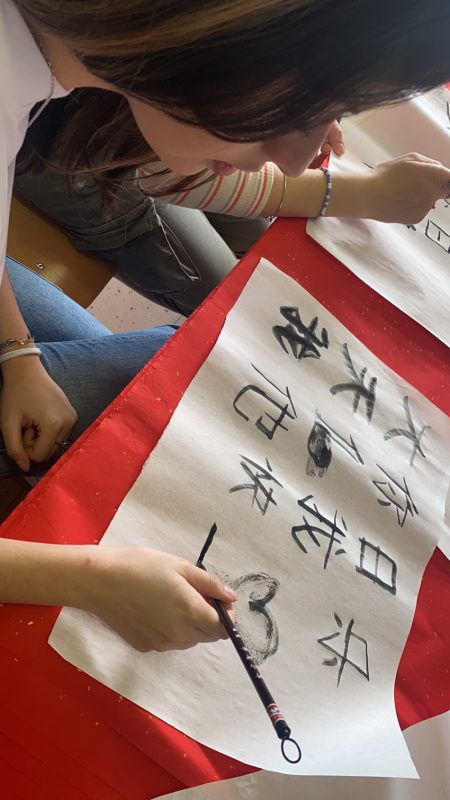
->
<box><xmin>0</xmin><ymin>219</ymin><xmax>448</xmax><ymax>799</ymax></box>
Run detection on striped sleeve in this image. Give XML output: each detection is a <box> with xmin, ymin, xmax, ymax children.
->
<box><xmin>139</xmin><ymin>162</ymin><xmax>275</xmax><ymax>218</ymax></box>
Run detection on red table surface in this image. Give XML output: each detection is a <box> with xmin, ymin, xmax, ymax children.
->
<box><xmin>0</xmin><ymin>219</ymin><xmax>449</xmax><ymax>800</ymax></box>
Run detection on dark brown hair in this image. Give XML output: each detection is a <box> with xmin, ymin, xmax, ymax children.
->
<box><xmin>16</xmin><ymin>0</ymin><xmax>450</xmax><ymax>194</ymax></box>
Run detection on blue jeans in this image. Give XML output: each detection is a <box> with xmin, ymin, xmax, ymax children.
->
<box><xmin>2</xmin><ymin>259</ymin><xmax>174</xmax><ymax>472</ymax></box>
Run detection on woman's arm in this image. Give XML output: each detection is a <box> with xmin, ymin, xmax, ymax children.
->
<box><xmin>262</xmin><ymin>155</ymin><xmax>450</xmax><ymax>222</ymax></box>
<box><xmin>141</xmin><ymin>143</ymin><xmax>450</xmax><ymax>226</ymax></box>
<box><xmin>0</xmin><ymin>269</ymin><xmax>77</xmax><ymax>470</ymax></box>
<box><xmin>0</xmin><ymin>537</ymin><xmax>236</xmax><ymax>651</ymax></box>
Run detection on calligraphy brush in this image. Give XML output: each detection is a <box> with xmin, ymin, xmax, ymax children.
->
<box><xmin>196</xmin><ymin>523</ymin><xmax>302</xmax><ymax>764</ymax></box>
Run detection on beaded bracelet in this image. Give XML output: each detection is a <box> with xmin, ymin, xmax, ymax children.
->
<box><xmin>0</xmin><ymin>347</ymin><xmax>42</xmax><ymax>364</ymax></box>
<box><xmin>314</xmin><ymin>167</ymin><xmax>332</xmax><ymax>218</ymax></box>
<box><xmin>0</xmin><ymin>332</ymin><xmax>35</xmax><ymax>353</ymax></box>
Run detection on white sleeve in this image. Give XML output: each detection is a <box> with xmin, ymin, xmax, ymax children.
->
<box><xmin>139</xmin><ymin>162</ymin><xmax>275</xmax><ymax>218</ymax></box>
<box><xmin>0</xmin><ymin>139</ymin><xmax>13</xmax><ymax>285</ymax></box>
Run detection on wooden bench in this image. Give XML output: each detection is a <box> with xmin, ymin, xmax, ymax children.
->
<box><xmin>7</xmin><ymin>195</ymin><xmax>115</xmax><ymax>307</ymax></box>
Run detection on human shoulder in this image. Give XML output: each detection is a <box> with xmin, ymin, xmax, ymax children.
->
<box><xmin>0</xmin><ymin>0</ymin><xmax>68</xmax><ymax>167</ymax></box>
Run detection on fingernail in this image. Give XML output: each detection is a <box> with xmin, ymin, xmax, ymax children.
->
<box><xmin>16</xmin><ymin>459</ymin><xmax>29</xmax><ymax>472</ymax></box>
<box><xmin>336</xmin><ymin>143</ymin><xmax>345</xmax><ymax>155</ymax></box>
<box><xmin>225</xmin><ymin>587</ymin><xmax>237</xmax><ymax>600</ymax></box>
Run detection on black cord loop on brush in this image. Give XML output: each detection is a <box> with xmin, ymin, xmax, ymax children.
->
<box><xmin>281</xmin><ymin>736</ymin><xmax>302</xmax><ymax>764</ymax></box>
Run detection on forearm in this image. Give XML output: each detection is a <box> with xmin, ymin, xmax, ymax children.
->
<box><xmin>140</xmin><ymin>162</ymin><xmax>275</xmax><ymax>218</ymax></box>
<box><xmin>0</xmin><ymin>537</ymin><xmax>93</xmax><ymax>608</ymax></box>
<box><xmin>261</xmin><ymin>167</ymin><xmax>371</xmax><ymax>219</ymax></box>
<box><xmin>0</xmin><ymin>270</ymin><xmax>30</xmax><ymax>348</ymax></box>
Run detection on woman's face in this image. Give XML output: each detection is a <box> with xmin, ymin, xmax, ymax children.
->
<box><xmin>127</xmin><ymin>97</ymin><xmax>331</xmax><ymax>177</ymax></box>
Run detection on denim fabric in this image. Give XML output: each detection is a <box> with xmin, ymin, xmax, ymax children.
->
<box><xmin>2</xmin><ymin>259</ymin><xmax>174</xmax><ymax>472</ymax></box>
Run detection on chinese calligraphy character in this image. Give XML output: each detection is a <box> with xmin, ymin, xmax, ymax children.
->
<box><xmin>330</xmin><ymin>344</ymin><xmax>377</xmax><ymax>421</ymax></box>
<box><xmin>291</xmin><ymin>495</ymin><xmax>347</xmax><ymax>569</ymax></box>
<box><xmin>272</xmin><ymin>307</ymin><xmax>329</xmax><ymax>361</ymax></box>
<box><xmin>384</xmin><ymin>396</ymin><xmax>430</xmax><ymax>467</ymax></box>
<box><xmin>230</xmin><ymin>573</ymin><xmax>280</xmax><ymax>665</ymax></box>
<box><xmin>318</xmin><ymin>613</ymin><xmax>370</xmax><ymax>687</ymax></box>
<box><xmin>306</xmin><ymin>412</ymin><xmax>364</xmax><ymax>477</ymax></box>
<box><xmin>233</xmin><ymin>364</ymin><xmax>297</xmax><ymax>439</ymax></box>
<box><xmin>196</xmin><ymin>530</ymin><xmax>280</xmax><ymax>666</ymax></box>
<box><xmin>355</xmin><ymin>538</ymin><xmax>397</xmax><ymax>595</ymax></box>
<box><xmin>306</xmin><ymin>421</ymin><xmax>332</xmax><ymax>477</ymax></box>
<box><xmin>372</xmin><ymin>464</ymin><xmax>418</xmax><ymax>527</ymax></box>
<box><xmin>424</xmin><ymin>219</ymin><xmax>450</xmax><ymax>253</ymax></box>
<box><xmin>230</xmin><ymin>455</ymin><xmax>283</xmax><ymax>515</ymax></box>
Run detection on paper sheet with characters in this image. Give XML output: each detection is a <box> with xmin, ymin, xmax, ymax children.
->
<box><xmin>307</xmin><ymin>87</ymin><xmax>450</xmax><ymax>346</ymax></box>
<box><xmin>49</xmin><ymin>259</ymin><xmax>450</xmax><ymax>777</ymax></box>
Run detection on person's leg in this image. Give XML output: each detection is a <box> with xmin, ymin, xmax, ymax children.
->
<box><xmin>16</xmin><ymin>141</ymin><xmax>267</xmax><ymax>317</ymax></box>
<box><xmin>6</xmin><ymin>258</ymin><xmax>111</xmax><ymax>341</ymax></box>
<box><xmin>204</xmin><ymin>212</ymin><xmax>270</xmax><ymax>258</ymax></box>
<box><xmin>2</xmin><ymin>257</ymin><xmax>175</xmax><ymax>474</ymax></box>
<box><xmin>3</xmin><ymin>326</ymin><xmax>174</xmax><ymax>480</ymax></box>
<box><xmin>95</xmin><ymin>203</ymin><xmax>240</xmax><ymax>317</ymax></box>
<box><xmin>16</xmin><ymin>154</ymin><xmax>235</xmax><ymax>317</ymax></box>
<box><xmin>95</xmin><ymin>206</ymin><xmax>270</xmax><ymax>316</ymax></box>
<box><xmin>38</xmin><ymin>327</ymin><xmax>174</xmax><ymax>442</ymax></box>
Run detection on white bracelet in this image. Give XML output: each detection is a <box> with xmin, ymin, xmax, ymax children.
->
<box><xmin>0</xmin><ymin>347</ymin><xmax>42</xmax><ymax>364</ymax></box>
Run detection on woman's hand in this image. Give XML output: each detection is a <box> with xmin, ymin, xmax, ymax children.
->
<box><xmin>320</xmin><ymin>119</ymin><xmax>345</xmax><ymax>158</ymax></box>
<box><xmin>361</xmin><ymin>153</ymin><xmax>450</xmax><ymax>223</ymax></box>
<box><xmin>78</xmin><ymin>546</ymin><xmax>237</xmax><ymax>652</ymax></box>
<box><xmin>0</xmin><ymin>356</ymin><xmax>77</xmax><ymax>471</ymax></box>
<box><xmin>0</xmin><ymin>539</ymin><xmax>237</xmax><ymax>653</ymax></box>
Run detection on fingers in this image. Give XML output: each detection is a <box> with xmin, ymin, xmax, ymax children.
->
<box><xmin>412</xmin><ymin>162</ymin><xmax>450</xmax><ymax>204</ymax></box>
<box><xmin>371</xmin><ymin>154</ymin><xmax>450</xmax><ymax>223</ymax></box>
<box><xmin>184</xmin><ymin>563</ymin><xmax>237</xmax><ymax>604</ymax></box>
<box><xmin>1</xmin><ymin>417</ymin><xmax>30</xmax><ymax>471</ymax></box>
<box><xmin>22</xmin><ymin>426</ymin><xmax>36</xmax><ymax>449</ymax></box>
<box><xmin>1</xmin><ymin>399</ymin><xmax>76</xmax><ymax>467</ymax></box>
<box><xmin>25</xmin><ymin>412</ymin><xmax>76</xmax><ymax>463</ymax></box>
<box><xmin>28</xmin><ymin>423</ymin><xmax>63</xmax><ymax>462</ymax></box>
<box><xmin>92</xmin><ymin>550</ymin><xmax>240</xmax><ymax>653</ymax></box>
<box><xmin>180</xmin><ymin>564</ymin><xmax>237</xmax><ymax>640</ymax></box>
<box><xmin>193</xmin><ymin>626</ymin><xmax>221</xmax><ymax>642</ymax></box>
<box><xmin>3</xmin><ymin>419</ymin><xmax>73</xmax><ymax>469</ymax></box>
<box><xmin>325</xmin><ymin>120</ymin><xmax>345</xmax><ymax>156</ymax></box>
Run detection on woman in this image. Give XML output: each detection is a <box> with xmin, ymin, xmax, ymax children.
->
<box><xmin>1</xmin><ymin>0</ymin><xmax>449</xmax><ymax>652</ymax></box>
<box><xmin>13</xmin><ymin>97</ymin><xmax>344</xmax><ymax>316</ymax></box>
